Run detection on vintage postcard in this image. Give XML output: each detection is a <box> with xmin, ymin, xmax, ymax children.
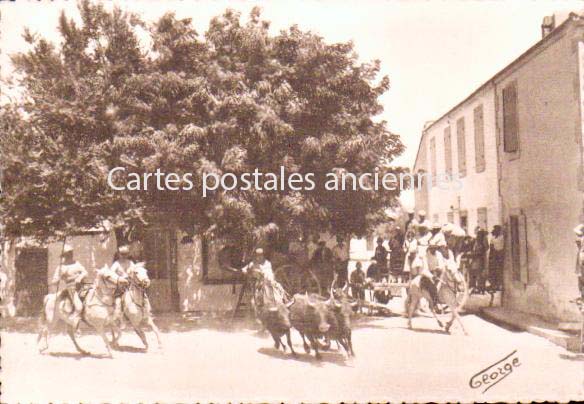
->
<box><xmin>1</xmin><ymin>0</ymin><xmax>584</xmax><ymax>402</ymax></box>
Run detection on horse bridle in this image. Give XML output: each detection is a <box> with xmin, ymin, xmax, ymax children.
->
<box><xmin>126</xmin><ymin>273</ymin><xmax>147</xmax><ymax>309</ymax></box>
<box><xmin>90</xmin><ymin>273</ymin><xmax>122</xmax><ymax>307</ymax></box>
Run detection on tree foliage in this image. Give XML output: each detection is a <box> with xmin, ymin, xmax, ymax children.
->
<box><xmin>1</xmin><ymin>0</ymin><xmax>404</xmax><ymax>245</ymax></box>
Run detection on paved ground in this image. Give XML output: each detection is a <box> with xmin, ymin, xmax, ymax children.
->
<box><xmin>1</xmin><ymin>301</ymin><xmax>583</xmax><ymax>403</ymax></box>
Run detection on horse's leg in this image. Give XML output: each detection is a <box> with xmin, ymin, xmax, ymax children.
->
<box><xmin>453</xmin><ymin>309</ymin><xmax>468</xmax><ymax>335</ymax></box>
<box><xmin>95</xmin><ymin>325</ymin><xmax>113</xmax><ymax>358</ymax></box>
<box><xmin>67</xmin><ymin>324</ymin><xmax>89</xmax><ymax>356</ymax></box>
<box><xmin>406</xmin><ymin>293</ymin><xmax>418</xmax><ymax>329</ymax></box>
<box><xmin>110</xmin><ymin>325</ymin><xmax>121</xmax><ymax>347</ymax></box>
<box><xmin>285</xmin><ymin>329</ymin><xmax>296</xmax><ymax>356</ymax></box>
<box><xmin>133</xmin><ymin>325</ymin><xmax>149</xmax><ymax>350</ymax></box>
<box><xmin>37</xmin><ymin>320</ymin><xmax>50</xmax><ymax>353</ymax></box>
<box><xmin>146</xmin><ymin>316</ymin><xmax>163</xmax><ymax>349</ymax></box>
<box><xmin>428</xmin><ymin>298</ymin><xmax>445</xmax><ymax>329</ymax></box>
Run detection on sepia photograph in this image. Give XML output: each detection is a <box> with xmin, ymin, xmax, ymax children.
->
<box><xmin>1</xmin><ymin>0</ymin><xmax>584</xmax><ymax>402</ymax></box>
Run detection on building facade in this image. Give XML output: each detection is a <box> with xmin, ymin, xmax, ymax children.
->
<box><xmin>413</xmin><ymin>13</ymin><xmax>584</xmax><ymax>322</ymax></box>
<box><xmin>413</xmin><ymin>85</ymin><xmax>501</xmax><ymax>234</ymax></box>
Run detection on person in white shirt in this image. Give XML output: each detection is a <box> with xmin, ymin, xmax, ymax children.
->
<box><xmin>242</xmin><ymin>248</ymin><xmax>285</xmax><ymax>307</ymax></box>
<box><xmin>111</xmin><ymin>245</ymin><xmax>134</xmax><ymax>325</ymax></box>
<box><xmin>333</xmin><ymin>236</ymin><xmax>349</xmax><ymax>287</ymax></box>
<box><xmin>50</xmin><ymin>244</ymin><xmax>88</xmax><ymax>329</ymax></box>
<box><xmin>402</xmin><ymin>229</ymin><xmax>418</xmax><ymax>279</ymax></box>
<box><xmin>420</xmin><ymin>245</ymin><xmax>445</xmax><ymax>309</ymax></box>
<box><xmin>412</xmin><ymin>223</ymin><xmax>432</xmax><ymax>277</ymax></box>
<box><xmin>488</xmin><ymin>225</ymin><xmax>505</xmax><ymax>291</ymax></box>
<box><xmin>111</xmin><ymin>245</ymin><xmax>133</xmax><ymax>278</ymax></box>
<box><xmin>429</xmin><ymin>223</ymin><xmax>447</xmax><ymax>250</ymax></box>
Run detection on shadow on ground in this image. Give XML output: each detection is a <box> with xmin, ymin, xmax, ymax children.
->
<box><xmin>257</xmin><ymin>346</ymin><xmax>351</xmax><ymax>367</ymax></box>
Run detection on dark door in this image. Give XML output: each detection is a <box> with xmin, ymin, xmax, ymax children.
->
<box><xmin>15</xmin><ymin>247</ymin><xmax>48</xmax><ymax>316</ymax></box>
<box><xmin>142</xmin><ymin>228</ymin><xmax>179</xmax><ymax>312</ymax></box>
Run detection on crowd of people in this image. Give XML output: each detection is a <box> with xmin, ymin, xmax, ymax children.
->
<box><xmin>346</xmin><ymin>209</ymin><xmax>506</xmax><ymax>308</ymax></box>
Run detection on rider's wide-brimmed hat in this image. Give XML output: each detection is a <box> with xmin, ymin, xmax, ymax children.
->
<box><xmin>418</xmin><ymin>210</ymin><xmax>427</xmax><ymax>217</ymax></box>
<box><xmin>61</xmin><ymin>244</ymin><xmax>74</xmax><ymax>255</ymax></box>
<box><xmin>451</xmin><ymin>225</ymin><xmax>467</xmax><ymax>238</ymax></box>
<box><xmin>118</xmin><ymin>245</ymin><xmax>130</xmax><ymax>255</ymax></box>
<box><xmin>442</xmin><ymin>223</ymin><xmax>454</xmax><ymax>233</ymax></box>
<box><xmin>575</xmin><ymin>224</ymin><xmax>584</xmax><ymax>237</ymax></box>
<box><xmin>431</xmin><ymin>222</ymin><xmax>442</xmax><ymax>230</ymax></box>
<box><xmin>417</xmin><ymin>221</ymin><xmax>430</xmax><ymax>230</ymax></box>
<box><xmin>254</xmin><ymin>248</ymin><xmax>264</xmax><ymax>256</ymax></box>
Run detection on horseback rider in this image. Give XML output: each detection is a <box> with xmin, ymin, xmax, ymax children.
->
<box><xmin>111</xmin><ymin>245</ymin><xmax>133</xmax><ymax>327</ymax></box>
<box><xmin>241</xmin><ymin>248</ymin><xmax>285</xmax><ymax>307</ymax></box>
<box><xmin>419</xmin><ymin>244</ymin><xmax>445</xmax><ymax>309</ymax></box>
<box><xmin>429</xmin><ymin>222</ymin><xmax>447</xmax><ymax>251</ymax></box>
<box><xmin>50</xmin><ymin>244</ymin><xmax>88</xmax><ymax>329</ymax></box>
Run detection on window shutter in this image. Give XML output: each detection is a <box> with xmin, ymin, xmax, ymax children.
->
<box><xmin>503</xmin><ymin>83</ymin><xmax>519</xmax><ymax>153</ymax></box>
<box><xmin>474</xmin><ymin>105</ymin><xmax>485</xmax><ymax>172</ymax></box>
<box><xmin>510</xmin><ymin>216</ymin><xmax>520</xmax><ymax>281</ymax></box>
<box><xmin>444</xmin><ymin>126</ymin><xmax>452</xmax><ymax>175</ymax></box>
<box><xmin>430</xmin><ymin>137</ymin><xmax>437</xmax><ymax>186</ymax></box>
<box><xmin>457</xmin><ymin>117</ymin><xmax>466</xmax><ymax>177</ymax></box>
<box><xmin>518</xmin><ymin>213</ymin><xmax>529</xmax><ymax>284</ymax></box>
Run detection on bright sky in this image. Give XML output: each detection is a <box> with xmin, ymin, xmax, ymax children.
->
<box><xmin>2</xmin><ymin>0</ymin><xmax>583</xmax><ymax>173</ymax></box>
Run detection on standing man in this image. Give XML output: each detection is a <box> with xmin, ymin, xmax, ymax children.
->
<box><xmin>50</xmin><ymin>244</ymin><xmax>88</xmax><ymax>330</ymax></box>
<box><xmin>333</xmin><ymin>236</ymin><xmax>349</xmax><ymax>287</ymax></box>
<box><xmin>404</xmin><ymin>209</ymin><xmax>416</xmax><ymax>234</ymax></box>
<box><xmin>488</xmin><ymin>225</ymin><xmax>505</xmax><ymax>291</ymax></box>
<box><xmin>350</xmin><ymin>262</ymin><xmax>366</xmax><ymax>313</ymax></box>
<box><xmin>374</xmin><ymin>237</ymin><xmax>388</xmax><ymax>271</ymax></box>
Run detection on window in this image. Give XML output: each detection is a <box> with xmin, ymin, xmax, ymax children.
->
<box><xmin>202</xmin><ymin>237</ymin><xmax>245</xmax><ymax>284</ymax></box>
<box><xmin>457</xmin><ymin>117</ymin><xmax>466</xmax><ymax>177</ymax></box>
<box><xmin>477</xmin><ymin>207</ymin><xmax>488</xmax><ymax>231</ymax></box>
<box><xmin>474</xmin><ymin>104</ymin><xmax>486</xmax><ymax>172</ymax></box>
<box><xmin>366</xmin><ymin>235</ymin><xmax>374</xmax><ymax>251</ymax></box>
<box><xmin>447</xmin><ymin>211</ymin><xmax>454</xmax><ymax>223</ymax></box>
<box><xmin>503</xmin><ymin>83</ymin><xmax>519</xmax><ymax>153</ymax></box>
<box><xmin>444</xmin><ymin>126</ymin><xmax>452</xmax><ymax>175</ymax></box>
<box><xmin>430</xmin><ymin>137</ymin><xmax>437</xmax><ymax>186</ymax></box>
<box><xmin>510</xmin><ymin>214</ymin><xmax>528</xmax><ymax>283</ymax></box>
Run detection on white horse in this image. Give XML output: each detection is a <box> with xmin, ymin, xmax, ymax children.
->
<box><xmin>111</xmin><ymin>262</ymin><xmax>162</xmax><ymax>350</ymax></box>
<box><xmin>405</xmin><ymin>252</ymin><xmax>469</xmax><ymax>334</ymax></box>
<box><xmin>38</xmin><ymin>265</ymin><xmax>127</xmax><ymax>357</ymax></box>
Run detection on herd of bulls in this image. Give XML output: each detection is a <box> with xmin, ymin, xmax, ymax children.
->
<box><xmin>258</xmin><ymin>292</ymin><xmax>357</xmax><ymax>360</ymax></box>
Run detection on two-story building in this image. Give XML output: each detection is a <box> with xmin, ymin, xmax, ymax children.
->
<box><xmin>414</xmin><ymin>13</ymin><xmax>584</xmax><ymax>322</ymax></box>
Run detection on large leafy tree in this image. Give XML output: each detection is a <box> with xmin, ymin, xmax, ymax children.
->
<box><xmin>1</xmin><ymin>0</ymin><xmax>404</xmax><ymax>246</ymax></box>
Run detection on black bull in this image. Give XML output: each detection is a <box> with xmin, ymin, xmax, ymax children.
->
<box><xmin>257</xmin><ymin>292</ymin><xmax>356</xmax><ymax>360</ymax></box>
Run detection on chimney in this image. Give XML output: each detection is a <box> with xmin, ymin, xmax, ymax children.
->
<box><xmin>541</xmin><ymin>14</ymin><xmax>556</xmax><ymax>38</ymax></box>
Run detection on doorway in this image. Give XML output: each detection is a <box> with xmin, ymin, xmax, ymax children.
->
<box><xmin>142</xmin><ymin>228</ymin><xmax>180</xmax><ymax>312</ymax></box>
<box><xmin>15</xmin><ymin>247</ymin><xmax>48</xmax><ymax>316</ymax></box>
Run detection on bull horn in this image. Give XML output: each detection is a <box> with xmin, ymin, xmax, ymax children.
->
<box><xmin>285</xmin><ymin>298</ymin><xmax>295</xmax><ymax>308</ymax></box>
<box><xmin>349</xmin><ymin>300</ymin><xmax>358</xmax><ymax>308</ymax></box>
<box><xmin>268</xmin><ymin>307</ymin><xmax>278</xmax><ymax>312</ymax></box>
<box><xmin>330</xmin><ymin>273</ymin><xmax>337</xmax><ymax>298</ymax></box>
